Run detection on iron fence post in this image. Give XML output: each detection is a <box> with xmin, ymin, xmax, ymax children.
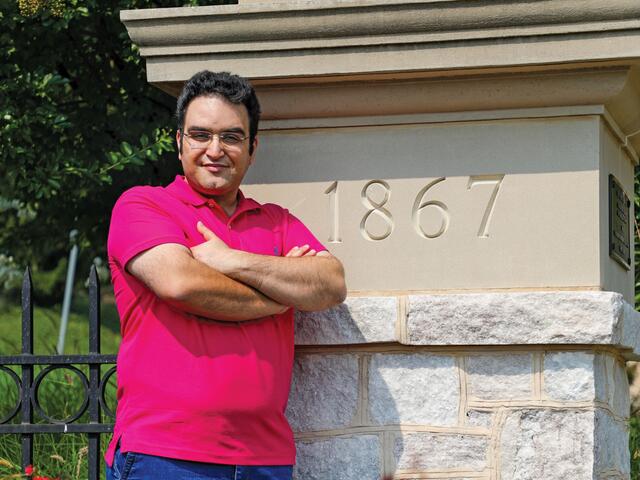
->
<box><xmin>20</xmin><ymin>267</ymin><xmax>33</xmax><ymax>472</ymax></box>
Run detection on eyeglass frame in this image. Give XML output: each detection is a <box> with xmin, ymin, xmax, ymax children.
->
<box><xmin>180</xmin><ymin>129</ymin><xmax>250</xmax><ymax>150</ymax></box>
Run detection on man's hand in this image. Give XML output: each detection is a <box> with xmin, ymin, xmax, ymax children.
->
<box><xmin>190</xmin><ymin>221</ymin><xmax>238</xmax><ymax>274</ymax></box>
<box><xmin>191</xmin><ymin>222</ymin><xmax>319</xmax><ymax>269</ymax></box>
<box><xmin>285</xmin><ymin>245</ymin><xmax>318</xmax><ymax>257</ymax></box>
<box><xmin>191</xmin><ymin>222</ymin><xmax>346</xmax><ymax>311</ymax></box>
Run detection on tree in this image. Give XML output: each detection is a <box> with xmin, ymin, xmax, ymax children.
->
<box><xmin>0</xmin><ymin>0</ymin><xmax>234</xmax><ymax>298</ymax></box>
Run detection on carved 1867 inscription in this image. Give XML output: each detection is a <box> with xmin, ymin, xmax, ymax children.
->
<box><xmin>325</xmin><ymin>175</ymin><xmax>505</xmax><ymax>243</ymax></box>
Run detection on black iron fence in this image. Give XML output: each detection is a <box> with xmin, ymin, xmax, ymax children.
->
<box><xmin>0</xmin><ymin>266</ymin><xmax>117</xmax><ymax>479</ymax></box>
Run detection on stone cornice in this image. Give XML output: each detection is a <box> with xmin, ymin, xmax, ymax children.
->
<box><xmin>121</xmin><ymin>1</ymin><xmax>640</xmax><ymax>153</ymax></box>
<box><xmin>122</xmin><ymin>0</ymin><xmax>640</xmax><ymax>56</ymax></box>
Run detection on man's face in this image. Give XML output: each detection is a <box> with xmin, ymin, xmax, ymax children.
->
<box><xmin>177</xmin><ymin>95</ymin><xmax>257</xmax><ymax>201</ymax></box>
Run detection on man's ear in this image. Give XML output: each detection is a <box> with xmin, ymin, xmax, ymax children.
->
<box><xmin>249</xmin><ymin>136</ymin><xmax>259</xmax><ymax>165</ymax></box>
<box><xmin>176</xmin><ymin>129</ymin><xmax>183</xmax><ymax>156</ymax></box>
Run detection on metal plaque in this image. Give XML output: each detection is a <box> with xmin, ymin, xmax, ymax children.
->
<box><xmin>609</xmin><ymin>174</ymin><xmax>631</xmax><ymax>270</ymax></box>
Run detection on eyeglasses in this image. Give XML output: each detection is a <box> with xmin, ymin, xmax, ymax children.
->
<box><xmin>182</xmin><ymin>130</ymin><xmax>248</xmax><ymax>149</ymax></box>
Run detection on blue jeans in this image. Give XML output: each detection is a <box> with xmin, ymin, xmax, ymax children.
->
<box><xmin>106</xmin><ymin>446</ymin><xmax>293</xmax><ymax>480</ymax></box>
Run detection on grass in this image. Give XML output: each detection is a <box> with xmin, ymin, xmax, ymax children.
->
<box><xmin>0</xmin><ymin>287</ymin><xmax>120</xmax><ymax>480</ymax></box>
<box><xmin>0</xmin><ymin>292</ymin><xmax>121</xmax><ymax>357</ymax></box>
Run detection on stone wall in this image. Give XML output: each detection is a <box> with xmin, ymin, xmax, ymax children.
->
<box><xmin>290</xmin><ymin>292</ymin><xmax>638</xmax><ymax>479</ymax></box>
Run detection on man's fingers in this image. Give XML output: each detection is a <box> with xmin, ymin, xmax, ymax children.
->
<box><xmin>285</xmin><ymin>245</ymin><xmax>318</xmax><ymax>257</ymax></box>
<box><xmin>285</xmin><ymin>246</ymin><xmax>302</xmax><ymax>257</ymax></box>
<box><xmin>285</xmin><ymin>245</ymin><xmax>310</xmax><ymax>257</ymax></box>
<box><xmin>197</xmin><ymin>221</ymin><xmax>216</xmax><ymax>241</ymax></box>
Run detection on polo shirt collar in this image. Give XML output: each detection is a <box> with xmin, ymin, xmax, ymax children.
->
<box><xmin>166</xmin><ymin>175</ymin><xmax>261</xmax><ymax>216</ymax></box>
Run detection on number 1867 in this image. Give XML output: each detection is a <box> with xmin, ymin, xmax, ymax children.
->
<box><xmin>324</xmin><ymin>175</ymin><xmax>505</xmax><ymax>243</ymax></box>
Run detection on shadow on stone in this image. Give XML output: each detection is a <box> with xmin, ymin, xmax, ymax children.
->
<box><xmin>290</xmin><ymin>300</ymin><xmax>402</xmax><ymax>479</ymax></box>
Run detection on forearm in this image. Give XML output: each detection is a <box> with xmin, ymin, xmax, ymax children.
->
<box><xmin>223</xmin><ymin>251</ymin><xmax>346</xmax><ymax>311</ymax></box>
<box><xmin>167</xmin><ymin>266</ymin><xmax>287</xmax><ymax>321</ymax></box>
<box><xmin>128</xmin><ymin>244</ymin><xmax>286</xmax><ymax>321</ymax></box>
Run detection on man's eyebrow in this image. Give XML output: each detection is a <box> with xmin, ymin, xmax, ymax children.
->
<box><xmin>187</xmin><ymin>126</ymin><xmax>246</xmax><ymax>134</ymax></box>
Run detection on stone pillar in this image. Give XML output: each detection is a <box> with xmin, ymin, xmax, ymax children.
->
<box><xmin>122</xmin><ymin>1</ymin><xmax>640</xmax><ymax>478</ymax></box>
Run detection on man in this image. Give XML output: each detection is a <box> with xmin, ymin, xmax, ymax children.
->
<box><xmin>105</xmin><ymin>70</ymin><xmax>346</xmax><ymax>480</ymax></box>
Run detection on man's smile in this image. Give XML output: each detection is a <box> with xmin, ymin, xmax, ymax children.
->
<box><xmin>202</xmin><ymin>163</ymin><xmax>229</xmax><ymax>172</ymax></box>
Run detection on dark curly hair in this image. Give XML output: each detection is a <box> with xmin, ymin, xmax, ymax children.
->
<box><xmin>176</xmin><ymin>71</ymin><xmax>261</xmax><ymax>154</ymax></box>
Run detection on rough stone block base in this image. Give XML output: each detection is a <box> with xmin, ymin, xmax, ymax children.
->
<box><xmin>290</xmin><ymin>292</ymin><xmax>637</xmax><ymax>479</ymax></box>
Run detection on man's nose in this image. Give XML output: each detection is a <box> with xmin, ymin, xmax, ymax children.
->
<box><xmin>205</xmin><ymin>135</ymin><xmax>224</xmax><ymax>157</ymax></box>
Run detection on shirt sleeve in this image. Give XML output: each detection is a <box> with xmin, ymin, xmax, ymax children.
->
<box><xmin>282</xmin><ymin>210</ymin><xmax>327</xmax><ymax>256</ymax></box>
<box><xmin>107</xmin><ymin>187</ymin><xmax>188</xmax><ymax>269</ymax></box>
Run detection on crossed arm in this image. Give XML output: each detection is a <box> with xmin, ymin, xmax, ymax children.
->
<box><xmin>190</xmin><ymin>222</ymin><xmax>346</xmax><ymax>311</ymax></box>
<box><xmin>127</xmin><ymin>222</ymin><xmax>346</xmax><ymax>322</ymax></box>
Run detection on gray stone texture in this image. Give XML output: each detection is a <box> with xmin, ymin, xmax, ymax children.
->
<box><xmin>393</xmin><ymin>432</ymin><xmax>489</xmax><ymax>471</ymax></box>
<box><xmin>595</xmin><ymin>354</ymin><xmax>631</xmax><ymax>418</ymax></box>
<box><xmin>368</xmin><ymin>353</ymin><xmax>459</xmax><ymax>426</ymax></box>
<box><xmin>466</xmin><ymin>354</ymin><xmax>532</xmax><ymax>400</ymax></box>
<box><xmin>620</xmin><ymin>301</ymin><xmax>640</xmax><ymax>356</ymax></box>
<box><xmin>286</xmin><ymin>354</ymin><xmax>359</xmax><ymax>432</ymax></box>
<box><xmin>406</xmin><ymin>292</ymin><xmax>640</xmax><ymax>358</ymax></box>
<box><xmin>544</xmin><ymin>352</ymin><xmax>595</xmax><ymax>401</ymax></box>
<box><xmin>499</xmin><ymin>409</ymin><xmax>594</xmax><ymax>480</ymax></box>
<box><xmin>295</xmin><ymin>296</ymin><xmax>397</xmax><ymax>345</ymax></box>
<box><xmin>595</xmin><ymin>354</ymin><xmax>609</xmax><ymax>405</ymax></box>
<box><xmin>466</xmin><ymin>409</ymin><xmax>494</xmax><ymax>429</ymax></box>
<box><xmin>608</xmin><ymin>356</ymin><xmax>631</xmax><ymax>418</ymax></box>
<box><xmin>294</xmin><ymin>435</ymin><xmax>381</xmax><ymax>480</ymax></box>
<box><xmin>595</xmin><ymin>409</ymin><xmax>630</xmax><ymax>478</ymax></box>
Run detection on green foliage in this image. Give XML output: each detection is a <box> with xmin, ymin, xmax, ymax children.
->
<box><xmin>17</xmin><ymin>0</ymin><xmax>66</xmax><ymax>17</ymax></box>
<box><xmin>31</xmin><ymin>257</ymin><xmax>68</xmax><ymax>305</ymax></box>
<box><xmin>631</xmin><ymin>416</ymin><xmax>640</xmax><ymax>479</ymax></box>
<box><xmin>0</xmin><ymin>0</ymin><xmax>234</xmax><ymax>277</ymax></box>
<box><xmin>0</xmin><ymin>254</ymin><xmax>22</xmax><ymax>291</ymax></box>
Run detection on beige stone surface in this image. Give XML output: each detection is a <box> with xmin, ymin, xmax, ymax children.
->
<box><xmin>123</xmin><ymin>2</ymin><xmax>639</xmax><ymax>297</ymax></box>
<box><xmin>121</xmin><ymin>1</ymin><xmax>640</xmax><ymax>153</ymax></box>
<box><xmin>244</xmin><ymin>116</ymin><xmax>611</xmax><ymax>294</ymax></box>
<box><xmin>253</xmin><ymin>70</ymin><xmax>634</xmax><ymax>123</ymax></box>
<box><xmin>599</xmin><ymin>123</ymin><xmax>635</xmax><ymax>301</ymax></box>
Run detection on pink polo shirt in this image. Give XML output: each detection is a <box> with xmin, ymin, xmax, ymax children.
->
<box><xmin>105</xmin><ymin>175</ymin><xmax>325</xmax><ymax>466</ymax></box>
